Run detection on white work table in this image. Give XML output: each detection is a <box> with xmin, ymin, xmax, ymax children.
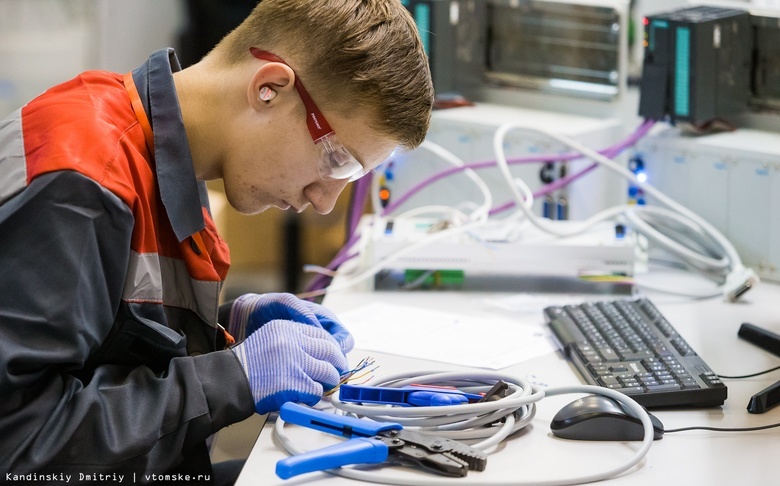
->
<box><xmin>235</xmin><ymin>276</ymin><xmax>780</xmax><ymax>485</ymax></box>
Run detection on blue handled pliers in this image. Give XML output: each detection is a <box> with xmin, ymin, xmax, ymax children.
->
<box><xmin>276</xmin><ymin>402</ymin><xmax>488</xmax><ymax>479</ymax></box>
<box><xmin>339</xmin><ymin>384</ymin><xmax>483</xmax><ymax>406</ymax></box>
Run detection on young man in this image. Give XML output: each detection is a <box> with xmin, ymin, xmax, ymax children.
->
<box><xmin>0</xmin><ymin>0</ymin><xmax>433</xmax><ymax>483</ymax></box>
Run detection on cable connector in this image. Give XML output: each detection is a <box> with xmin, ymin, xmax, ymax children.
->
<box><xmin>724</xmin><ymin>267</ymin><xmax>760</xmax><ymax>302</ymax></box>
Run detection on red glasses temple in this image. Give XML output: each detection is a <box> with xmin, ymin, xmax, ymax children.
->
<box><xmin>249</xmin><ymin>48</ymin><xmax>334</xmax><ymax>142</ymax></box>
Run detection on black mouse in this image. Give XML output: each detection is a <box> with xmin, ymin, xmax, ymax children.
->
<box><xmin>550</xmin><ymin>394</ymin><xmax>664</xmax><ymax>441</ymax></box>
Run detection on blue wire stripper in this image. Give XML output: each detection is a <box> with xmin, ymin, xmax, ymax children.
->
<box><xmin>276</xmin><ymin>402</ymin><xmax>488</xmax><ymax>479</ymax></box>
<box><xmin>339</xmin><ymin>384</ymin><xmax>483</xmax><ymax>406</ymax></box>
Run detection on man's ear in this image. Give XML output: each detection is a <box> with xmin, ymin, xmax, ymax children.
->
<box><xmin>247</xmin><ymin>62</ymin><xmax>295</xmax><ymax>111</ymax></box>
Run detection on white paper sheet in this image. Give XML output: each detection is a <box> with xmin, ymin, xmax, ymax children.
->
<box><xmin>338</xmin><ymin>302</ymin><xmax>556</xmax><ymax>370</ymax></box>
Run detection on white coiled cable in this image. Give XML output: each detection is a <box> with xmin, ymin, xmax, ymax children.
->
<box><xmin>273</xmin><ymin>371</ymin><xmax>656</xmax><ymax>486</ymax></box>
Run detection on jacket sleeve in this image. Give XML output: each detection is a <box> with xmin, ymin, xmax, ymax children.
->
<box><xmin>0</xmin><ymin>171</ymin><xmax>253</xmax><ymax>475</ymax></box>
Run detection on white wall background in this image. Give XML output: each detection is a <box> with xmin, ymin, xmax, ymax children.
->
<box><xmin>0</xmin><ymin>0</ymin><xmax>185</xmax><ymax>117</ymax></box>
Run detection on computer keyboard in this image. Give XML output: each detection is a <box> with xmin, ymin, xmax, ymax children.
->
<box><xmin>544</xmin><ymin>298</ymin><xmax>727</xmax><ymax>408</ymax></box>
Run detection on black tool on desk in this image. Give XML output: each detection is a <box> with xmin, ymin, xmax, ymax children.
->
<box><xmin>738</xmin><ymin>323</ymin><xmax>780</xmax><ymax>358</ymax></box>
<box><xmin>746</xmin><ymin>381</ymin><xmax>780</xmax><ymax>414</ymax></box>
<box><xmin>275</xmin><ymin>402</ymin><xmax>487</xmax><ymax>479</ymax></box>
<box><xmin>550</xmin><ymin>395</ymin><xmax>665</xmax><ymax>441</ymax></box>
<box><xmin>738</xmin><ymin>323</ymin><xmax>780</xmax><ymax>413</ymax></box>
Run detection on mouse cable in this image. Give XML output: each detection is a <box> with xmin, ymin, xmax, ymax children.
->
<box><xmin>718</xmin><ymin>364</ymin><xmax>780</xmax><ymax>379</ymax></box>
<box><xmin>273</xmin><ymin>370</ymin><xmax>656</xmax><ymax>486</ymax></box>
<box><xmin>665</xmin><ymin>422</ymin><xmax>780</xmax><ymax>434</ymax></box>
<box><xmin>671</xmin><ymin>367</ymin><xmax>780</xmax><ymax>433</ymax></box>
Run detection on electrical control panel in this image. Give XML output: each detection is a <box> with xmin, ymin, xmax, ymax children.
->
<box><xmin>638</xmin><ymin>5</ymin><xmax>752</xmax><ymax>127</ymax></box>
<box><xmin>358</xmin><ymin>215</ymin><xmax>646</xmax><ymax>292</ymax></box>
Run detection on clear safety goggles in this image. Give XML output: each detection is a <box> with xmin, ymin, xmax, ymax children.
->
<box><xmin>250</xmin><ymin>48</ymin><xmax>367</xmax><ymax>182</ymax></box>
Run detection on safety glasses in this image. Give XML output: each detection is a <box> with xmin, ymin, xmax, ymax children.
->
<box><xmin>250</xmin><ymin>48</ymin><xmax>367</xmax><ymax>182</ymax></box>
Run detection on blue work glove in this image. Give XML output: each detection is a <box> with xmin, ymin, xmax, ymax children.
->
<box><xmin>232</xmin><ymin>319</ymin><xmax>349</xmax><ymax>415</ymax></box>
<box><xmin>227</xmin><ymin>293</ymin><xmax>354</xmax><ymax>353</ymax></box>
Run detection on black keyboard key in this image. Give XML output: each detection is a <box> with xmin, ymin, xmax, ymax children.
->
<box><xmin>700</xmin><ymin>372</ymin><xmax>724</xmax><ymax>387</ymax></box>
<box><xmin>621</xmin><ymin>350</ymin><xmax>654</xmax><ymax>361</ymax></box>
<box><xmin>670</xmin><ymin>336</ymin><xmax>696</xmax><ymax>356</ymax></box>
<box><xmin>679</xmin><ymin>378</ymin><xmax>700</xmax><ymax>389</ymax></box>
<box><xmin>572</xmin><ymin>343</ymin><xmax>601</xmax><ymax>364</ymax></box>
<box><xmin>598</xmin><ymin>376</ymin><xmax>621</xmax><ymax>387</ymax></box>
<box><xmin>646</xmin><ymin>383</ymin><xmax>682</xmax><ymax>392</ymax></box>
<box><xmin>596</xmin><ymin>346</ymin><xmax>620</xmax><ymax>361</ymax></box>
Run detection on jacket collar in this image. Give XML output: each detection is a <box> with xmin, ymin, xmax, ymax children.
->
<box><xmin>131</xmin><ymin>48</ymin><xmax>206</xmax><ymax>242</ymax></box>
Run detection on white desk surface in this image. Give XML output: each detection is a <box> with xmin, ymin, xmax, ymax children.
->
<box><xmin>236</xmin><ymin>276</ymin><xmax>780</xmax><ymax>485</ymax></box>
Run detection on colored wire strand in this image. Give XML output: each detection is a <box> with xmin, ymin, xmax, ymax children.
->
<box><xmin>324</xmin><ymin>356</ymin><xmax>379</xmax><ymax>396</ymax></box>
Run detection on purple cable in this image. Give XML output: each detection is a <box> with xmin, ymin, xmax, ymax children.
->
<box><xmin>303</xmin><ymin>176</ymin><xmax>372</xmax><ymax>296</ymax></box>
<box><xmin>303</xmin><ymin>119</ymin><xmax>656</xmax><ymax>295</ymax></box>
<box><xmin>490</xmin><ymin>119</ymin><xmax>656</xmax><ymax>215</ymax></box>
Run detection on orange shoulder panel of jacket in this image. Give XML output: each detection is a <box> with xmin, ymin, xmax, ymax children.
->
<box><xmin>157</xmin><ymin>208</ymin><xmax>231</xmax><ymax>283</ymax></box>
<box><xmin>21</xmin><ymin>71</ymin><xmax>162</xmax><ymax>254</ymax></box>
<box><xmin>200</xmin><ymin>208</ymin><xmax>231</xmax><ymax>281</ymax></box>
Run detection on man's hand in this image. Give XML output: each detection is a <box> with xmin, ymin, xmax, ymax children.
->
<box><xmin>231</xmin><ymin>319</ymin><xmax>349</xmax><ymax>415</ymax></box>
<box><xmin>227</xmin><ymin>293</ymin><xmax>354</xmax><ymax>353</ymax></box>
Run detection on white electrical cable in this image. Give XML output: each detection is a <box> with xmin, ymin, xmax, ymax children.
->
<box><xmin>330</xmin><ymin>140</ymin><xmax>496</xmax><ymax>291</ymax></box>
<box><xmin>417</xmin><ymin>140</ymin><xmax>493</xmax><ymax>223</ymax></box>
<box><xmin>322</xmin><ymin>217</ymin><xmax>488</xmax><ymax>291</ymax></box>
<box><xmin>494</xmin><ymin>122</ymin><xmax>743</xmax><ymax>266</ymax></box>
<box><xmin>623</xmin><ymin>209</ymin><xmax>730</xmax><ymax>272</ymax></box>
<box><xmin>339</xmin><ymin>132</ymin><xmax>654</xmax><ymax>292</ymax></box>
<box><xmin>328</xmin><ymin>121</ymin><xmax>753</xmax><ymax>300</ymax></box>
<box><xmin>272</xmin><ymin>371</ymin><xmax>656</xmax><ymax>486</ymax></box>
<box><xmin>636</xmin><ymin>210</ymin><xmax>726</xmax><ymax>263</ymax></box>
<box><xmin>374</xmin><ymin>140</ymin><xmax>493</xmax><ymax>223</ymax></box>
<box><xmin>631</xmin><ymin>278</ymin><xmax>722</xmax><ymax>299</ymax></box>
<box><xmin>392</xmin><ymin>205</ymin><xmax>472</xmax><ymax>226</ymax></box>
<box><xmin>491</xmin><ymin>122</ymin><xmax>753</xmax><ymax>298</ymax></box>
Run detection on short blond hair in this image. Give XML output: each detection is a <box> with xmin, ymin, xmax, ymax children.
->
<box><xmin>212</xmin><ymin>0</ymin><xmax>434</xmax><ymax>150</ymax></box>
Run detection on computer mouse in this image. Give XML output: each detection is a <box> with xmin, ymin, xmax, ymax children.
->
<box><xmin>550</xmin><ymin>394</ymin><xmax>664</xmax><ymax>441</ymax></box>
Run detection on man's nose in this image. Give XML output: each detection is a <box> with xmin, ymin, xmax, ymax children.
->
<box><xmin>305</xmin><ymin>178</ymin><xmax>350</xmax><ymax>215</ymax></box>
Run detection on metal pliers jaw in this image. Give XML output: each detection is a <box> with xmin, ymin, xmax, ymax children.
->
<box><xmin>275</xmin><ymin>403</ymin><xmax>487</xmax><ymax>479</ymax></box>
<box><xmin>379</xmin><ymin>428</ymin><xmax>487</xmax><ymax>477</ymax></box>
